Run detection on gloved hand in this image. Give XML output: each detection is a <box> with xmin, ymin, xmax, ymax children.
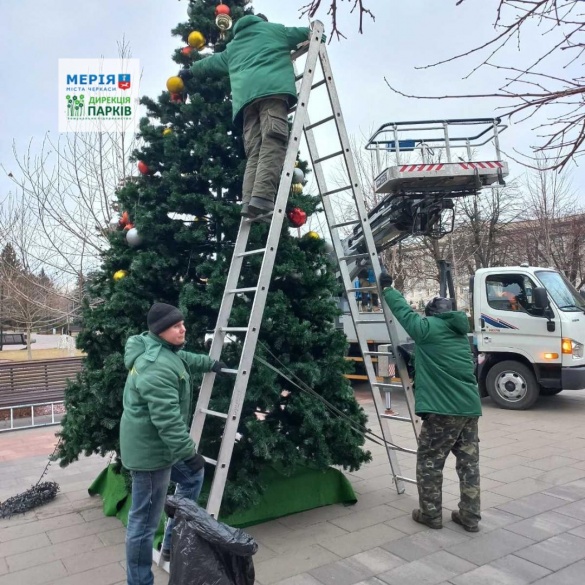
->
<box><xmin>178</xmin><ymin>68</ymin><xmax>193</xmax><ymax>82</ymax></box>
<box><xmin>184</xmin><ymin>452</ymin><xmax>205</xmax><ymax>473</ymax></box>
<box><xmin>378</xmin><ymin>271</ymin><xmax>393</xmax><ymax>289</ymax></box>
<box><xmin>211</xmin><ymin>360</ymin><xmax>228</xmax><ymax>376</ymax></box>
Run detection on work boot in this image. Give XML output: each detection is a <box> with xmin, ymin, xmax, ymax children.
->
<box><xmin>248</xmin><ymin>196</ymin><xmax>274</xmax><ymax>217</ymax></box>
<box><xmin>451</xmin><ymin>510</ymin><xmax>479</xmax><ymax>532</ymax></box>
<box><xmin>241</xmin><ymin>202</ymin><xmax>253</xmax><ymax>218</ymax></box>
<box><xmin>412</xmin><ymin>509</ymin><xmax>442</xmax><ymax>529</ymax></box>
<box><xmin>160</xmin><ymin>548</ymin><xmax>171</xmax><ymax>562</ymax></box>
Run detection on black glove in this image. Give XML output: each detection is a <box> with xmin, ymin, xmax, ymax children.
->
<box><xmin>178</xmin><ymin>68</ymin><xmax>193</xmax><ymax>81</ymax></box>
<box><xmin>379</xmin><ymin>271</ymin><xmax>393</xmax><ymax>289</ymax></box>
<box><xmin>184</xmin><ymin>452</ymin><xmax>205</xmax><ymax>473</ymax></box>
<box><xmin>211</xmin><ymin>360</ymin><xmax>228</xmax><ymax>376</ymax></box>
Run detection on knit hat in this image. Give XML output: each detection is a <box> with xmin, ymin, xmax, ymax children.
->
<box><xmin>147</xmin><ymin>302</ymin><xmax>184</xmax><ymax>335</ymax></box>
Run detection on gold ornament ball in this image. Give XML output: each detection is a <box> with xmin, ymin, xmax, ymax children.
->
<box><xmin>307</xmin><ymin>231</ymin><xmax>320</xmax><ymax>240</ymax></box>
<box><xmin>163</xmin><ymin>127</ymin><xmax>173</xmax><ymax>136</ymax></box>
<box><xmin>166</xmin><ymin>76</ymin><xmax>185</xmax><ymax>93</ymax></box>
<box><xmin>188</xmin><ymin>31</ymin><xmax>206</xmax><ymax>49</ymax></box>
<box><xmin>291</xmin><ymin>183</ymin><xmax>303</xmax><ymax>195</ymax></box>
<box><xmin>113</xmin><ymin>269</ymin><xmax>128</xmax><ymax>281</ymax></box>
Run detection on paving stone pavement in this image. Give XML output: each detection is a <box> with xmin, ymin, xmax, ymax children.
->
<box><xmin>1</xmin><ymin>386</ymin><xmax>585</xmax><ymax>584</ymax></box>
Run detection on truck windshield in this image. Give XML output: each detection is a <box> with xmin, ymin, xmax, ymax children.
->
<box><xmin>536</xmin><ymin>271</ymin><xmax>585</xmax><ymax>312</ymax></box>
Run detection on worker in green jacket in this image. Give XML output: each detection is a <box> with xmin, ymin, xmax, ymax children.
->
<box><xmin>379</xmin><ymin>273</ymin><xmax>482</xmax><ymax>533</ymax></box>
<box><xmin>179</xmin><ymin>14</ymin><xmax>312</xmax><ymax>218</ymax></box>
<box><xmin>120</xmin><ymin>302</ymin><xmax>226</xmax><ymax>584</ymax></box>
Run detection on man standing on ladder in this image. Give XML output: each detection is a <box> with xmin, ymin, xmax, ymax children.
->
<box><xmin>179</xmin><ymin>14</ymin><xmax>312</xmax><ymax>218</ymax></box>
<box><xmin>379</xmin><ymin>273</ymin><xmax>482</xmax><ymax>532</ymax></box>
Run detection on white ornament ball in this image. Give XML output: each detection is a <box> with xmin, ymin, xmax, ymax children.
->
<box><xmin>292</xmin><ymin>168</ymin><xmax>305</xmax><ymax>184</ymax></box>
<box><xmin>126</xmin><ymin>227</ymin><xmax>143</xmax><ymax>247</ymax></box>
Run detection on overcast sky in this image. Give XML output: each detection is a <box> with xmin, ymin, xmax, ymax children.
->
<box><xmin>1</xmin><ymin>0</ymin><xmax>582</xmax><ymax>207</ymax></box>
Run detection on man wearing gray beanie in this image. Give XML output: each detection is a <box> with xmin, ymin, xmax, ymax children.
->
<box><xmin>120</xmin><ymin>302</ymin><xmax>227</xmax><ymax>584</ymax></box>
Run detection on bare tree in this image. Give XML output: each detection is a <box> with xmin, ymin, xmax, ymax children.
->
<box><xmin>299</xmin><ymin>0</ymin><xmax>374</xmax><ymax>38</ymax></box>
<box><xmin>507</xmin><ymin>160</ymin><xmax>585</xmax><ymax>286</ymax></box>
<box><xmin>386</xmin><ymin>1</ymin><xmax>585</xmax><ymax>170</ymax></box>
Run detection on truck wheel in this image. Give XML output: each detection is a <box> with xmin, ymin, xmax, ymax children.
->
<box><xmin>540</xmin><ymin>388</ymin><xmax>563</xmax><ymax>397</ymax></box>
<box><xmin>485</xmin><ymin>360</ymin><xmax>539</xmax><ymax>410</ymax></box>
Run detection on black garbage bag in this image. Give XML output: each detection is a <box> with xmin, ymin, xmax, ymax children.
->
<box><xmin>165</xmin><ymin>496</ymin><xmax>258</xmax><ymax>585</ymax></box>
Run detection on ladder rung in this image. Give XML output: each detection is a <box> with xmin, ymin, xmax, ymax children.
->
<box><xmin>388</xmin><ymin>446</ymin><xmax>418</xmax><ymax>455</ymax></box>
<box><xmin>314</xmin><ymin>150</ymin><xmax>344</xmax><ymax>165</ymax></box>
<box><xmin>200</xmin><ymin>408</ymin><xmax>228</xmax><ymax>419</ymax></box>
<box><xmin>203</xmin><ymin>456</ymin><xmax>218</xmax><ymax>466</ymax></box>
<box><xmin>363</xmin><ymin>351</ymin><xmax>393</xmax><ymax>356</ymax></box>
<box><xmin>339</xmin><ymin>253</ymin><xmax>370</xmax><ymax>261</ymax></box>
<box><xmin>237</xmin><ymin>248</ymin><xmax>266</xmax><ymax>258</ymax></box>
<box><xmin>220</xmin><ymin>368</ymin><xmax>239</xmax><ymax>375</ymax></box>
<box><xmin>323</xmin><ymin>185</ymin><xmax>352</xmax><ymax>197</ymax></box>
<box><xmin>381</xmin><ymin>414</ymin><xmax>412</xmax><ymax>423</ymax></box>
<box><xmin>395</xmin><ymin>475</ymin><xmax>417</xmax><ymax>485</ymax></box>
<box><xmin>331</xmin><ymin>219</ymin><xmax>359</xmax><ymax>229</ymax></box>
<box><xmin>347</xmin><ymin>286</ymin><xmax>377</xmax><ymax>292</ymax></box>
<box><xmin>229</xmin><ymin>287</ymin><xmax>258</xmax><ymax>294</ymax></box>
<box><xmin>311</xmin><ymin>79</ymin><xmax>326</xmax><ymax>90</ymax></box>
<box><xmin>238</xmin><ymin>248</ymin><xmax>266</xmax><ymax>258</ymax></box>
<box><xmin>306</xmin><ymin>114</ymin><xmax>334</xmax><ymax>130</ymax></box>
<box><xmin>355</xmin><ymin>318</ymin><xmax>386</xmax><ymax>324</ymax></box>
<box><xmin>220</xmin><ymin>327</ymin><xmax>249</xmax><ymax>332</ymax></box>
<box><xmin>372</xmin><ymin>382</ymin><xmax>395</xmax><ymax>388</ymax></box>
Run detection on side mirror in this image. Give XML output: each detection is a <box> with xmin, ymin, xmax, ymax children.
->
<box><xmin>533</xmin><ymin>287</ymin><xmax>549</xmax><ymax>310</ymax></box>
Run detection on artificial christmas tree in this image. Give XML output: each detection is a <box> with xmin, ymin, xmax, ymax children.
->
<box><xmin>57</xmin><ymin>0</ymin><xmax>370</xmax><ymax>517</ymax></box>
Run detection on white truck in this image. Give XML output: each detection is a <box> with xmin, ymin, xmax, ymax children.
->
<box><xmin>472</xmin><ymin>265</ymin><xmax>585</xmax><ymax>409</ymax></box>
<box><xmin>338</xmin><ymin>118</ymin><xmax>585</xmax><ymax>409</ymax></box>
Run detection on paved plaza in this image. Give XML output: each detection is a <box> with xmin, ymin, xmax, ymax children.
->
<box><xmin>2</xmin><ymin>386</ymin><xmax>585</xmax><ymax>584</ymax></box>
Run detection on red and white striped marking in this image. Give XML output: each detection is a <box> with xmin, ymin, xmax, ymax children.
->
<box><xmin>398</xmin><ymin>161</ymin><xmax>503</xmax><ymax>173</ymax></box>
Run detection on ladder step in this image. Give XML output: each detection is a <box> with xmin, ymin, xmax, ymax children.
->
<box><xmin>306</xmin><ymin>114</ymin><xmax>334</xmax><ymax>130</ymax></box>
<box><xmin>339</xmin><ymin>253</ymin><xmax>370</xmax><ymax>261</ymax></box>
<box><xmin>381</xmin><ymin>413</ymin><xmax>412</xmax><ymax>423</ymax></box>
<box><xmin>331</xmin><ymin>219</ymin><xmax>360</xmax><ymax>229</ymax></box>
<box><xmin>395</xmin><ymin>475</ymin><xmax>418</xmax><ymax>485</ymax></box>
<box><xmin>323</xmin><ymin>185</ymin><xmax>352</xmax><ymax>197</ymax></box>
<box><xmin>363</xmin><ymin>351</ymin><xmax>393</xmax><ymax>356</ymax></box>
<box><xmin>388</xmin><ymin>446</ymin><xmax>418</xmax><ymax>455</ymax></box>
<box><xmin>229</xmin><ymin>287</ymin><xmax>258</xmax><ymax>294</ymax></box>
<box><xmin>314</xmin><ymin>150</ymin><xmax>344</xmax><ymax>164</ymax></box>
<box><xmin>347</xmin><ymin>286</ymin><xmax>377</xmax><ymax>292</ymax></box>
<box><xmin>355</xmin><ymin>318</ymin><xmax>386</xmax><ymax>324</ymax></box>
<box><xmin>220</xmin><ymin>327</ymin><xmax>249</xmax><ymax>332</ymax></box>
<box><xmin>237</xmin><ymin>248</ymin><xmax>266</xmax><ymax>258</ymax></box>
<box><xmin>203</xmin><ymin>456</ymin><xmax>218</xmax><ymax>466</ymax></box>
<box><xmin>311</xmin><ymin>79</ymin><xmax>326</xmax><ymax>90</ymax></box>
<box><xmin>372</xmin><ymin>382</ymin><xmax>396</xmax><ymax>388</ymax></box>
<box><xmin>200</xmin><ymin>408</ymin><xmax>228</xmax><ymax>419</ymax></box>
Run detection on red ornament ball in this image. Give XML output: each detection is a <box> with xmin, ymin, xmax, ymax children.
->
<box><xmin>137</xmin><ymin>161</ymin><xmax>149</xmax><ymax>175</ymax></box>
<box><xmin>118</xmin><ymin>211</ymin><xmax>130</xmax><ymax>227</ymax></box>
<box><xmin>170</xmin><ymin>93</ymin><xmax>184</xmax><ymax>103</ymax></box>
<box><xmin>215</xmin><ymin>3</ymin><xmax>230</xmax><ymax>16</ymax></box>
<box><xmin>181</xmin><ymin>46</ymin><xmax>193</xmax><ymax>56</ymax></box>
<box><xmin>287</xmin><ymin>207</ymin><xmax>307</xmax><ymax>228</ymax></box>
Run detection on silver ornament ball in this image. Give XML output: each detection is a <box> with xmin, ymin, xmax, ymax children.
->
<box><xmin>292</xmin><ymin>167</ymin><xmax>305</xmax><ymax>184</ymax></box>
<box><xmin>126</xmin><ymin>227</ymin><xmax>143</xmax><ymax>247</ymax></box>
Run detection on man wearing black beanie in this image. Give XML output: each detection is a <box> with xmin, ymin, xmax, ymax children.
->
<box><xmin>121</xmin><ymin>302</ymin><xmax>227</xmax><ymax>583</ymax></box>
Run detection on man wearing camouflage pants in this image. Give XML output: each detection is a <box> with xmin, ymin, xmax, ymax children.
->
<box><xmin>379</xmin><ymin>273</ymin><xmax>482</xmax><ymax>532</ymax></box>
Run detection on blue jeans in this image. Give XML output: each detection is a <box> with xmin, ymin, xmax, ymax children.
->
<box><xmin>126</xmin><ymin>462</ymin><xmax>204</xmax><ymax>585</ymax></box>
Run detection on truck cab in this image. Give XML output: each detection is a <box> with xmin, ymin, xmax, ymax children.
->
<box><xmin>472</xmin><ymin>265</ymin><xmax>585</xmax><ymax>409</ymax></box>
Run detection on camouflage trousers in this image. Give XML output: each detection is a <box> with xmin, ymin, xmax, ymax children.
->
<box><xmin>416</xmin><ymin>414</ymin><xmax>481</xmax><ymax>527</ymax></box>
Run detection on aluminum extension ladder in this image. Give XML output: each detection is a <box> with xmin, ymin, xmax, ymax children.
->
<box><xmin>190</xmin><ymin>21</ymin><xmax>419</xmax><ymax>523</ymax></box>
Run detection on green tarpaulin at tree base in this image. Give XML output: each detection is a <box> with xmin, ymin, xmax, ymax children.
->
<box><xmin>88</xmin><ymin>464</ymin><xmax>357</xmax><ymax>545</ymax></box>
